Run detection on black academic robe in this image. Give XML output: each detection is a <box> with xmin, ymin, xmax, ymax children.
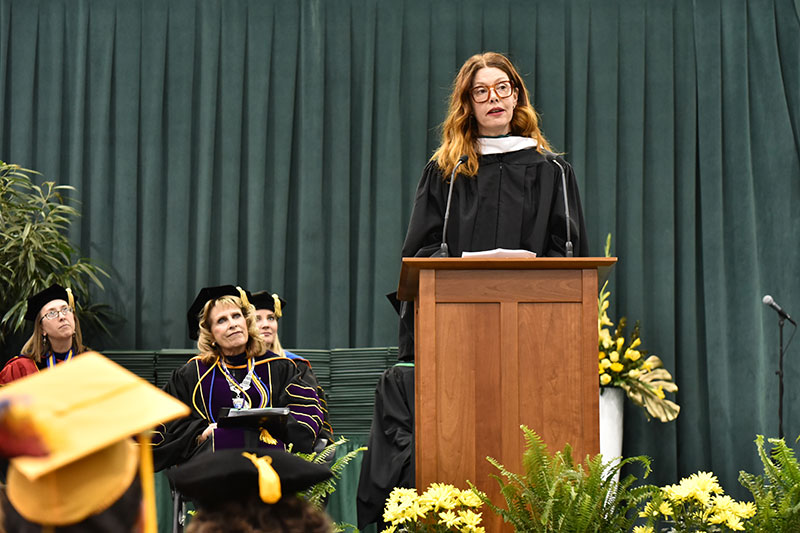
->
<box><xmin>403</xmin><ymin>147</ymin><xmax>589</xmax><ymax>259</ymax></box>
<box><xmin>356</xmin><ymin>363</ymin><xmax>415</xmax><ymax>530</ymax></box>
<box><xmin>397</xmin><ymin>147</ymin><xmax>590</xmax><ymax>359</ymax></box>
<box><xmin>152</xmin><ymin>352</ymin><xmax>324</xmax><ymax>472</ymax></box>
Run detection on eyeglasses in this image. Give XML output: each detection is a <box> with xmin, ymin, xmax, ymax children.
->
<box><xmin>41</xmin><ymin>306</ymin><xmax>74</xmax><ymax>321</ymax></box>
<box><xmin>470</xmin><ymin>80</ymin><xmax>514</xmax><ymax>103</ymax></box>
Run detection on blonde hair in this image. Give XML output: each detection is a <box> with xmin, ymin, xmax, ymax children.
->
<box><xmin>269</xmin><ymin>332</ymin><xmax>285</xmax><ymax>357</ymax></box>
<box><xmin>20</xmin><ymin>308</ymin><xmax>85</xmax><ymax>363</ymax></box>
<box><xmin>196</xmin><ymin>296</ymin><xmax>266</xmax><ymax>365</ymax></box>
<box><xmin>432</xmin><ymin>52</ymin><xmax>553</xmax><ymax>179</ymax></box>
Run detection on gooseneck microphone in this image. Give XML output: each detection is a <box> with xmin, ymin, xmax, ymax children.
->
<box><xmin>763</xmin><ymin>295</ymin><xmax>797</xmax><ymax>326</ymax></box>
<box><xmin>431</xmin><ymin>154</ymin><xmax>469</xmax><ymax>258</ymax></box>
<box><xmin>544</xmin><ymin>151</ymin><xmax>574</xmax><ymax>257</ymax></box>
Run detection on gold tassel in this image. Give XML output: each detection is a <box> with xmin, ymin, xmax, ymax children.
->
<box><xmin>65</xmin><ymin>287</ymin><xmax>75</xmax><ymax>310</ymax></box>
<box><xmin>137</xmin><ymin>433</ymin><xmax>157</xmax><ymax>533</ymax></box>
<box><xmin>236</xmin><ymin>286</ymin><xmax>251</xmax><ymax>309</ymax></box>
<box><xmin>259</xmin><ymin>428</ymin><xmax>277</xmax><ymax>445</ymax></box>
<box><xmin>242</xmin><ymin>452</ymin><xmax>281</xmax><ymax>503</ymax></box>
<box><xmin>272</xmin><ymin>294</ymin><xmax>282</xmax><ymax>318</ymax></box>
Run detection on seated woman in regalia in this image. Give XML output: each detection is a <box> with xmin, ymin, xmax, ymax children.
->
<box><xmin>153</xmin><ymin>285</ymin><xmax>324</xmax><ymax>471</ymax></box>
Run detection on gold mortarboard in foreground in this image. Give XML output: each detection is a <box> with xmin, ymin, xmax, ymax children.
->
<box><xmin>0</xmin><ymin>351</ymin><xmax>190</xmax><ymax>530</ymax></box>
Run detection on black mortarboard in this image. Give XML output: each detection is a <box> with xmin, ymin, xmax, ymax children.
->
<box><xmin>167</xmin><ymin>448</ymin><xmax>332</xmax><ymax>509</ymax></box>
<box><xmin>186</xmin><ymin>285</ymin><xmax>252</xmax><ymax>340</ymax></box>
<box><xmin>250</xmin><ymin>290</ymin><xmax>287</xmax><ymax>318</ymax></box>
<box><xmin>25</xmin><ymin>284</ymin><xmax>74</xmax><ymax>321</ymax></box>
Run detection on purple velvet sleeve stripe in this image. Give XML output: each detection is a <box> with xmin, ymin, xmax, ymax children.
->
<box><xmin>289</xmin><ymin>404</ymin><xmax>323</xmax><ymax>425</ymax></box>
<box><xmin>288</xmin><ymin>411</ymin><xmax>322</xmax><ymax>434</ymax></box>
<box><xmin>285</xmin><ymin>383</ymin><xmax>319</xmax><ymax>400</ymax></box>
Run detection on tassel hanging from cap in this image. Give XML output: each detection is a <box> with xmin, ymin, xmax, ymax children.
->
<box><xmin>236</xmin><ymin>286</ymin><xmax>251</xmax><ymax>309</ymax></box>
<box><xmin>65</xmin><ymin>287</ymin><xmax>75</xmax><ymax>311</ymax></box>
<box><xmin>272</xmin><ymin>294</ymin><xmax>282</xmax><ymax>318</ymax></box>
<box><xmin>241</xmin><ymin>452</ymin><xmax>281</xmax><ymax>503</ymax></box>
<box><xmin>258</xmin><ymin>428</ymin><xmax>277</xmax><ymax>445</ymax></box>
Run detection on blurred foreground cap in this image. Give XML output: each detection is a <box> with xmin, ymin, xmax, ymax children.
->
<box><xmin>250</xmin><ymin>290</ymin><xmax>287</xmax><ymax>318</ymax></box>
<box><xmin>25</xmin><ymin>283</ymin><xmax>74</xmax><ymax>321</ymax></box>
<box><xmin>0</xmin><ymin>352</ymin><xmax>190</xmax><ymax>526</ymax></box>
<box><xmin>167</xmin><ymin>448</ymin><xmax>332</xmax><ymax>509</ymax></box>
<box><xmin>186</xmin><ymin>285</ymin><xmax>252</xmax><ymax>340</ymax></box>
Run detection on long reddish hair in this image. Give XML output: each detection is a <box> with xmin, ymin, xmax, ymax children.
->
<box><xmin>432</xmin><ymin>52</ymin><xmax>552</xmax><ymax>179</ymax></box>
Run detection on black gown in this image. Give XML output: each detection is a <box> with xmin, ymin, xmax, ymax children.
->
<box><xmin>356</xmin><ymin>146</ymin><xmax>591</xmax><ymax>527</ymax></box>
<box><xmin>403</xmin><ymin>147</ymin><xmax>589</xmax><ymax>259</ymax></box>
<box><xmin>398</xmin><ymin>146</ymin><xmax>590</xmax><ymax>359</ymax></box>
<box><xmin>152</xmin><ymin>352</ymin><xmax>324</xmax><ymax>471</ymax></box>
<box><xmin>356</xmin><ymin>363</ymin><xmax>415</xmax><ymax>530</ymax></box>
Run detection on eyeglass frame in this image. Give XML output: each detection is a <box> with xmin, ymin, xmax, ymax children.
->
<box><xmin>40</xmin><ymin>306</ymin><xmax>74</xmax><ymax>322</ymax></box>
<box><xmin>470</xmin><ymin>80</ymin><xmax>515</xmax><ymax>103</ymax></box>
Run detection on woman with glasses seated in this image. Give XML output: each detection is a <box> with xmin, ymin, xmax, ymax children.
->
<box><xmin>0</xmin><ymin>284</ymin><xmax>87</xmax><ymax>384</ymax></box>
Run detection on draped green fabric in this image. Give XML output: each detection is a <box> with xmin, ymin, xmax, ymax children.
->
<box><xmin>2</xmin><ymin>0</ymin><xmax>800</xmax><ymax>518</ymax></box>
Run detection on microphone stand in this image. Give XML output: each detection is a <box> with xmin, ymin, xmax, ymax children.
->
<box><xmin>776</xmin><ymin>316</ymin><xmax>786</xmax><ymax>439</ymax></box>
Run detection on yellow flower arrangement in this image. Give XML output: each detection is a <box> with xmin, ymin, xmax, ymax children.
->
<box><xmin>598</xmin><ymin>276</ymin><xmax>680</xmax><ymax>422</ymax></box>
<box><xmin>382</xmin><ymin>483</ymin><xmax>485</xmax><ymax>532</ymax></box>
<box><xmin>639</xmin><ymin>471</ymin><xmax>756</xmax><ymax>532</ymax></box>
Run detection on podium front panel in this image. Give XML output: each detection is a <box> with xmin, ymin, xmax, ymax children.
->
<box><xmin>413</xmin><ymin>265</ymin><xmax>600</xmax><ymax>531</ymax></box>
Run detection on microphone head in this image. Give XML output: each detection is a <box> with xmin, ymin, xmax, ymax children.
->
<box><xmin>458</xmin><ymin>155</ymin><xmax>468</xmax><ymax>164</ymax></box>
<box><xmin>763</xmin><ymin>295</ymin><xmax>774</xmax><ymax>306</ymax></box>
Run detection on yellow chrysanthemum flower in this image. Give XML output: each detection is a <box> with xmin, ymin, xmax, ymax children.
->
<box><xmin>600</xmin><ymin>358</ymin><xmax>612</xmax><ymax>369</ymax></box>
<box><xmin>598</xmin><ymin>350</ymin><xmax>606</xmax><ymax>360</ymax></box>
<box><xmin>438</xmin><ymin>510</ymin><xmax>460</xmax><ymax>528</ymax></box>
<box><xmin>600</xmin><ymin>373</ymin><xmax>612</xmax><ymax>385</ymax></box>
<box><xmin>733</xmin><ymin>500</ymin><xmax>757</xmax><ymax>519</ymax></box>
<box><xmin>633</xmin><ymin>526</ymin><xmax>654</xmax><ymax>533</ymax></box>
<box><xmin>458</xmin><ymin>489</ymin><xmax>483</xmax><ymax>508</ymax></box>
<box><xmin>419</xmin><ymin>482</ymin><xmax>458</xmax><ymax>511</ymax></box>
<box><xmin>616</xmin><ymin>337</ymin><xmax>625</xmax><ymax>350</ymax></box>
<box><xmin>658</xmin><ymin>501</ymin><xmax>673</xmax><ymax>517</ymax></box>
<box><xmin>380</xmin><ymin>526</ymin><xmax>396</xmax><ymax>533</ymax></box>
<box><xmin>610</xmin><ymin>362</ymin><xmax>624</xmax><ymax>373</ymax></box>
<box><xmin>609</xmin><ymin>350</ymin><xmax>619</xmax><ymax>363</ymax></box>
<box><xmin>457</xmin><ymin>509</ymin><xmax>483</xmax><ymax>529</ymax></box>
<box><xmin>628</xmin><ymin>369</ymin><xmax>640</xmax><ymax>379</ymax></box>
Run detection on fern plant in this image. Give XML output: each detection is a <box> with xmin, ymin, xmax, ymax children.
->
<box><xmin>738</xmin><ymin>435</ymin><xmax>800</xmax><ymax>532</ymax></box>
<box><xmin>473</xmin><ymin>425</ymin><xmax>656</xmax><ymax>532</ymax></box>
<box><xmin>296</xmin><ymin>436</ymin><xmax>366</xmax><ymax>532</ymax></box>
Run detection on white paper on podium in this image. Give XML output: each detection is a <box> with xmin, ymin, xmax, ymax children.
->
<box><xmin>461</xmin><ymin>248</ymin><xmax>537</xmax><ymax>258</ymax></box>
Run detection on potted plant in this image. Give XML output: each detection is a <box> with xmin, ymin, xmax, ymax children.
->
<box><xmin>0</xmin><ymin>162</ymin><xmax>110</xmax><ymax>356</ymax></box>
<box><xmin>597</xmin><ymin>235</ymin><xmax>679</xmax><ymax>466</ymax></box>
<box><xmin>474</xmin><ymin>425</ymin><xmax>655</xmax><ymax>532</ymax></box>
<box><xmin>738</xmin><ymin>435</ymin><xmax>800</xmax><ymax>532</ymax></box>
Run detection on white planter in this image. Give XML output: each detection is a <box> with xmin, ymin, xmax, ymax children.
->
<box><xmin>599</xmin><ymin>387</ymin><xmax>625</xmax><ymax>481</ymax></box>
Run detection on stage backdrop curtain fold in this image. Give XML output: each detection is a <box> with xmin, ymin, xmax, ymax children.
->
<box><xmin>2</xmin><ymin>0</ymin><xmax>800</xmax><ymax>503</ymax></box>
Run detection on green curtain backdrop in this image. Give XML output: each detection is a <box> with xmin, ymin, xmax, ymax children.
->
<box><xmin>2</xmin><ymin>0</ymin><xmax>800</xmax><ymax>505</ymax></box>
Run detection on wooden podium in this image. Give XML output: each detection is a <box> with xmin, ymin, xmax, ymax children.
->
<box><xmin>398</xmin><ymin>257</ymin><xmax>616</xmax><ymax>531</ymax></box>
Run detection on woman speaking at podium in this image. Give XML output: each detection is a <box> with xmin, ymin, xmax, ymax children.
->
<box><xmin>360</xmin><ymin>52</ymin><xmax>591</xmax><ymax>530</ymax></box>
<box><xmin>403</xmin><ymin>51</ymin><xmax>589</xmax><ymax>261</ymax></box>
<box><xmin>398</xmin><ymin>51</ymin><xmax>590</xmax><ymax>360</ymax></box>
